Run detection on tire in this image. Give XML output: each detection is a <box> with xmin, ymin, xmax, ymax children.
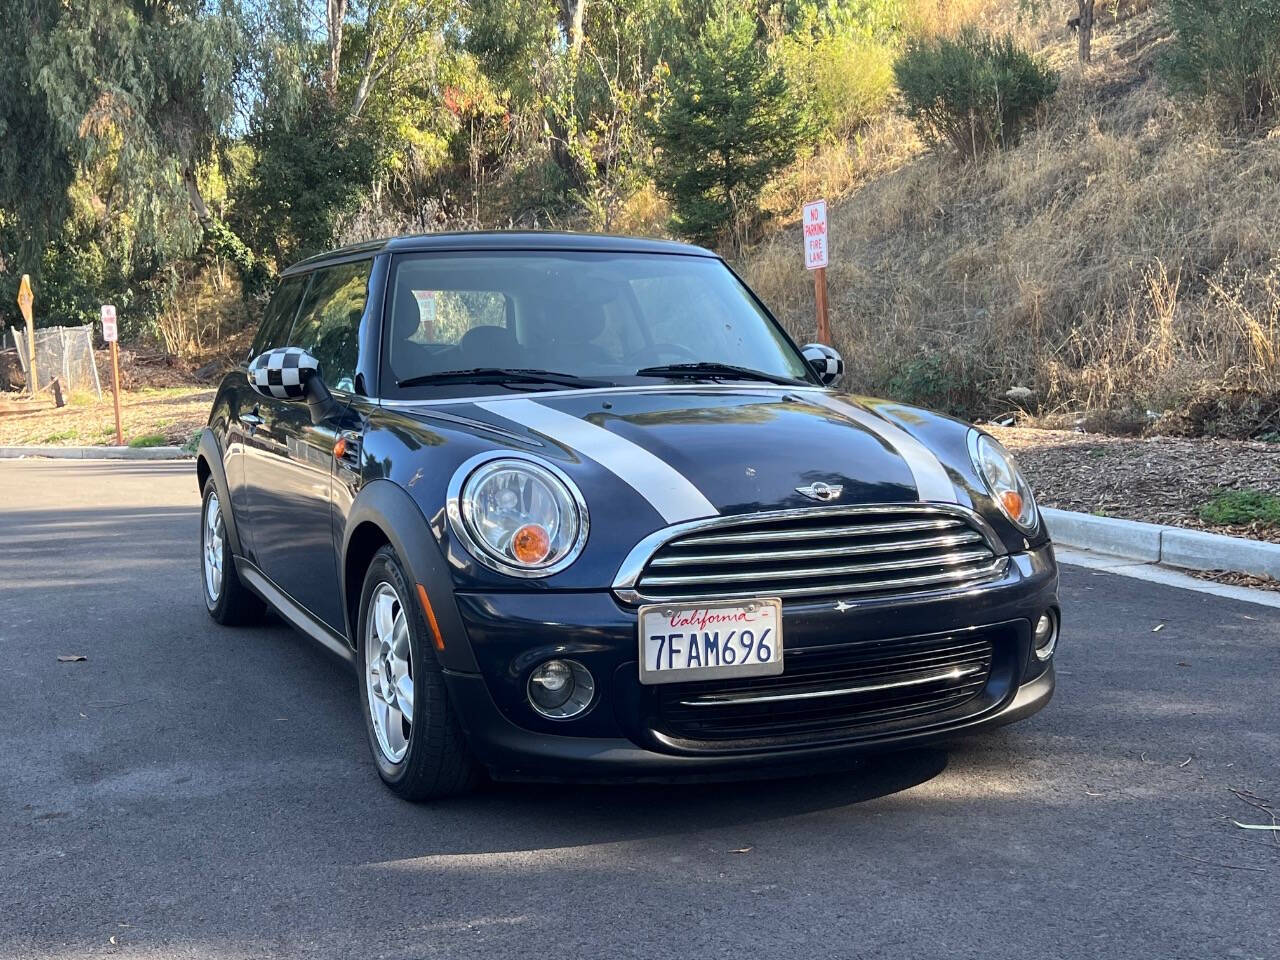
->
<box><xmin>356</xmin><ymin>545</ymin><xmax>479</xmax><ymax>800</ymax></box>
<box><xmin>200</xmin><ymin>477</ymin><xmax>264</xmax><ymax>625</ymax></box>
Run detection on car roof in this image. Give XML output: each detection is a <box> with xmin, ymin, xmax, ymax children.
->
<box><xmin>280</xmin><ymin>231</ymin><xmax>718</xmax><ymax>276</ymax></box>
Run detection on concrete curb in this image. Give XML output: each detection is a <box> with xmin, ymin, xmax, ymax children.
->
<box><xmin>1042</xmin><ymin>506</ymin><xmax>1280</xmax><ymax>580</ymax></box>
<box><xmin>0</xmin><ymin>445</ymin><xmax>193</xmax><ymax>461</ymax></box>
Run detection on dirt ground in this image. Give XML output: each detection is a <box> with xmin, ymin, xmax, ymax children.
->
<box><xmin>0</xmin><ymin>338</ymin><xmax>240</xmax><ymax>448</ymax></box>
<box><xmin>0</xmin><ymin>386</ymin><xmax>213</xmax><ymax>447</ymax></box>
<box><xmin>992</xmin><ymin>425</ymin><xmax>1280</xmax><ymax>543</ymax></box>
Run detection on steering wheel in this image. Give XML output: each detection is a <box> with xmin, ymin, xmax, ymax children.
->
<box><xmin>627</xmin><ymin>342</ymin><xmax>700</xmax><ymax>366</ymax></box>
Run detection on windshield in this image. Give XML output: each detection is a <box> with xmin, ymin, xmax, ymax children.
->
<box><xmin>381</xmin><ymin>251</ymin><xmax>813</xmax><ymax>398</ymax></box>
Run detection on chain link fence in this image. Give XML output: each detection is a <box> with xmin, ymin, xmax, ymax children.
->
<box><xmin>6</xmin><ymin>326</ymin><xmax>102</xmax><ymax>399</ymax></box>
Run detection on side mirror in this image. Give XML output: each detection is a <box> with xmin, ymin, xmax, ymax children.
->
<box><xmin>802</xmin><ymin>343</ymin><xmax>844</xmax><ymax>387</ymax></box>
<box><xmin>247</xmin><ymin>347</ymin><xmax>338</xmax><ymax>423</ymax></box>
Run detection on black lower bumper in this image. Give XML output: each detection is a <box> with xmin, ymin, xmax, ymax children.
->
<box><xmin>446</xmin><ymin>663</ymin><xmax>1053</xmax><ymax>782</ymax></box>
<box><xmin>442</xmin><ymin>544</ymin><xmax>1059</xmax><ymax>781</ymax></box>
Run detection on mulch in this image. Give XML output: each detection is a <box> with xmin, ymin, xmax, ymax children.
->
<box><xmin>990</xmin><ymin>426</ymin><xmax>1280</xmax><ymax>544</ymax></box>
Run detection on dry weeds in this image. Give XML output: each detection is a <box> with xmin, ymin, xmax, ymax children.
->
<box><xmin>742</xmin><ymin>6</ymin><xmax>1280</xmax><ymax>430</ymax></box>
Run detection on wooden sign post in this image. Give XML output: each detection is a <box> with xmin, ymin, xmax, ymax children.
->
<box><xmin>16</xmin><ymin>274</ymin><xmax>36</xmax><ymax>395</ymax></box>
<box><xmin>801</xmin><ymin>200</ymin><xmax>830</xmax><ymax>345</ymax></box>
<box><xmin>101</xmin><ymin>305</ymin><xmax>123</xmax><ymax>446</ymax></box>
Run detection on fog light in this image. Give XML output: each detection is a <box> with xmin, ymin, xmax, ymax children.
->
<box><xmin>528</xmin><ymin>659</ymin><xmax>595</xmax><ymax>719</ymax></box>
<box><xmin>1033</xmin><ymin>611</ymin><xmax>1058</xmax><ymax>661</ymax></box>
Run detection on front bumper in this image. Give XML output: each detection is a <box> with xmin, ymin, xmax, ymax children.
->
<box><xmin>442</xmin><ymin>545</ymin><xmax>1059</xmax><ymax>781</ymax></box>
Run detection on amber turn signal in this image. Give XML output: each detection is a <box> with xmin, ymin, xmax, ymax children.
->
<box><xmin>511</xmin><ymin>523</ymin><xmax>552</xmax><ymax>565</ymax></box>
<box><xmin>1000</xmin><ymin>489</ymin><xmax>1024</xmax><ymax>520</ymax></box>
<box><xmin>333</xmin><ymin>436</ymin><xmax>347</xmax><ymax>459</ymax></box>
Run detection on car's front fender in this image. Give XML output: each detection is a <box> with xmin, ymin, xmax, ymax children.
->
<box><xmin>342</xmin><ymin>479</ymin><xmax>480</xmax><ymax>673</ymax></box>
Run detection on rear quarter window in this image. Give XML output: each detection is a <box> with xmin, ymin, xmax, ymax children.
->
<box><xmin>287</xmin><ymin>260</ymin><xmax>373</xmax><ymax>392</ymax></box>
<box><xmin>250</xmin><ymin>275</ymin><xmax>309</xmax><ymax>359</ymax></box>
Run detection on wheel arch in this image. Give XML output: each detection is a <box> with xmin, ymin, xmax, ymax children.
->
<box><xmin>341</xmin><ymin>480</ymin><xmax>479</xmax><ymax>673</ymax></box>
<box><xmin>196</xmin><ymin>427</ymin><xmax>245</xmax><ymax>557</ymax></box>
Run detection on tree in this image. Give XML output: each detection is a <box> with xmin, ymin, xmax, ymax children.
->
<box><xmin>650</xmin><ymin>1</ymin><xmax>805</xmax><ymax>248</ymax></box>
<box><xmin>1</xmin><ymin>0</ymin><xmax>250</xmax><ymax>332</ymax></box>
<box><xmin>230</xmin><ymin>92</ymin><xmax>376</xmax><ymax>266</ymax></box>
<box><xmin>0</xmin><ymin>0</ymin><xmax>76</xmax><ymax>275</ymax></box>
<box><xmin>28</xmin><ymin>0</ymin><xmax>245</xmax><ymax>246</ymax></box>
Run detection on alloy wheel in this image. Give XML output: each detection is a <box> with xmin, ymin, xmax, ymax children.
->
<box><xmin>364</xmin><ymin>582</ymin><xmax>414</xmax><ymax>763</ymax></box>
<box><xmin>203</xmin><ymin>492</ymin><xmax>224</xmax><ymax>604</ymax></box>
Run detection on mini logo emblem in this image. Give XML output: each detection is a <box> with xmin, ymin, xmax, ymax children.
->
<box><xmin>796</xmin><ymin>481</ymin><xmax>843</xmax><ymax>502</ymax></box>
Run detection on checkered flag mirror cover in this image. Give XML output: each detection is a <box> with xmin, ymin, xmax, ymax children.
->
<box><xmin>249</xmin><ymin>347</ymin><xmax>320</xmax><ymax>400</ymax></box>
<box><xmin>802</xmin><ymin>343</ymin><xmax>844</xmax><ymax>385</ymax></box>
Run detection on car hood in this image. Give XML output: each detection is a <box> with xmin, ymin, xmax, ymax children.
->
<box><xmin>381</xmin><ymin>385</ymin><xmax>1021</xmax><ymax>590</ymax></box>
<box><xmin>432</xmin><ymin>386</ymin><xmax>979</xmax><ymax>519</ymax></box>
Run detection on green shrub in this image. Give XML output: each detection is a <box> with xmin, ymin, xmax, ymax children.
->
<box><xmin>781</xmin><ymin>32</ymin><xmax>896</xmax><ymax>141</ymax></box>
<box><xmin>776</xmin><ymin>5</ymin><xmax>898</xmax><ymax>142</ymax></box>
<box><xmin>893</xmin><ymin>27</ymin><xmax>1057</xmax><ymax>161</ymax></box>
<box><xmin>128</xmin><ymin>434</ymin><xmax>168</xmax><ymax>449</ymax></box>
<box><xmin>651</xmin><ymin>2</ymin><xmax>807</xmax><ymax>247</ymax></box>
<box><xmin>1198</xmin><ymin>489</ymin><xmax>1280</xmax><ymax>526</ymax></box>
<box><xmin>1162</xmin><ymin>0</ymin><xmax>1280</xmax><ymax>126</ymax></box>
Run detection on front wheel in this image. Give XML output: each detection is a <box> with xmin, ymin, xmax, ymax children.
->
<box><xmin>200</xmin><ymin>477</ymin><xmax>263</xmax><ymax>625</ymax></box>
<box><xmin>356</xmin><ymin>546</ymin><xmax>479</xmax><ymax>800</ymax></box>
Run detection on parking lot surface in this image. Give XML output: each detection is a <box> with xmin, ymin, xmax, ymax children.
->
<box><xmin>1</xmin><ymin>459</ymin><xmax>1277</xmax><ymax>959</ymax></box>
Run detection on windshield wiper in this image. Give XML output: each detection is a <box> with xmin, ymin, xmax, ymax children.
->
<box><xmin>634</xmin><ymin>362</ymin><xmax>808</xmax><ymax>386</ymax></box>
<box><xmin>397</xmin><ymin>368</ymin><xmax>612</xmax><ymax>389</ymax></box>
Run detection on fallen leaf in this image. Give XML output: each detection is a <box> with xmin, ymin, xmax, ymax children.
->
<box><xmin>1152</xmin><ymin>623</ymin><xmax>1165</xmax><ymax>632</ymax></box>
<box><xmin>730</xmin><ymin>846</ymin><xmax>753</xmax><ymax>854</ymax></box>
<box><xmin>57</xmin><ymin>655</ymin><xmax>86</xmax><ymax>663</ymax></box>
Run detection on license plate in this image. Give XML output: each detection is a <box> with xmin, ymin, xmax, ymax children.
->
<box><xmin>637</xmin><ymin>598</ymin><xmax>783</xmax><ymax>685</ymax></box>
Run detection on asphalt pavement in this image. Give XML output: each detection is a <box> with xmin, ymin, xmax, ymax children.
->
<box><xmin>1</xmin><ymin>459</ymin><xmax>1277</xmax><ymax>960</ymax></box>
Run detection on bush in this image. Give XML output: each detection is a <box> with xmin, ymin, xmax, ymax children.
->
<box><xmin>780</xmin><ymin>30</ymin><xmax>896</xmax><ymax>142</ymax></box>
<box><xmin>1162</xmin><ymin>0</ymin><xmax>1280</xmax><ymax>126</ymax></box>
<box><xmin>894</xmin><ymin>27</ymin><xmax>1057</xmax><ymax>161</ymax></box>
<box><xmin>775</xmin><ymin>4</ymin><xmax>898</xmax><ymax>142</ymax></box>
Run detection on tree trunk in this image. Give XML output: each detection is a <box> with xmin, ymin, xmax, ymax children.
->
<box><xmin>1077</xmin><ymin>0</ymin><xmax>1094</xmax><ymax>64</ymax></box>
<box><xmin>560</xmin><ymin>0</ymin><xmax>586</xmax><ymax>53</ymax></box>
<box><xmin>325</xmin><ymin>0</ymin><xmax>348</xmax><ymax>101</ymax></box>
<box><xmin>349</xmin><ymin>44</ymin><xmax>377</xmax><ymax>118</ymax></box>
<box><xmin>183</xmin><ymin>167</ymin><xmax>211</xmax><ymax>224</ymax></box>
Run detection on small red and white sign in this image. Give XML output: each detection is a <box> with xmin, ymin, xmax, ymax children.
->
<box><xmin>802</xmin><ymin>199</ymin><xmax>828</xmax><ymax>270</ymax></box>
<box><xmin>100</xmin><ymin>304</ymin><xmax>118</xmax><ymax>343</ymax></box>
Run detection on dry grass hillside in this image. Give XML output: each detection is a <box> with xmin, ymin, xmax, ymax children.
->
<box><xmin>743</xmin><ymin>2</ymin><xmax>1280</xmax><ymax>437</ymax></box>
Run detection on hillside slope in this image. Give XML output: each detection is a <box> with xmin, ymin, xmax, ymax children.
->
<box><xmin>744</xmin><ymin>5</ymin><xmax>1280</xmax><ymax>436</ymax></box>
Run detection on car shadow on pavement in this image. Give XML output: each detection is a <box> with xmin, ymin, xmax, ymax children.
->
<box><xmin>344</xmin><ymin>749</ymin><xmax>950</xmax><ymax>861</ymax></box>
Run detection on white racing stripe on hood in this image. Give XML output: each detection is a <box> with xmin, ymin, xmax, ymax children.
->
<box><xmin>804</xmin><ymin>393</ymin><xmax>957</xmax><ymax>503</ymax></box>
<box><xmin>474</xmin><ymin>398</ymin><xmax>718</xmax><ymax>523</ymax></box>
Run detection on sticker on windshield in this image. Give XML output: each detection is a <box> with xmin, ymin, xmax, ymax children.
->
<box><xmin>411</xmin><ymin>290</ymin><xmax>438</xmax><ymax>341</ymax></box>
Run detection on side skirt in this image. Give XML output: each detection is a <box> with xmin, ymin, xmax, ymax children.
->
<box><xmin>235</xmin><ymin>558</ymin><xmax>355</xmax><ymax>664</ymax></box>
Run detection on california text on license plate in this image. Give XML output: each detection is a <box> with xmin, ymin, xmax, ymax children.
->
<box><xmin>637</xmin><ymin>598</ymin><xmax>784</xmax><ymax>685</ymax></box>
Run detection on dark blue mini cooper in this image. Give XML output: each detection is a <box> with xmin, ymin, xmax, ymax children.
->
<box><xmin>197</xmin><ymin>232</ymin><xmax>1059</xmax><ymax>799</ymax></box>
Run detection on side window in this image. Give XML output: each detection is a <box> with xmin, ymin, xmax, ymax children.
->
<box><xmin>250</xmin><ymin>275</ymin><xmax>309</xmax><ymax>358</ymax></box>
<box><xmin>288</xmin><ymin>260</ymin><xmax>373</xmax><ymax>393</ymax></box>
<box><xmin>401</xmin><ymin>289</ymin><xmax>508</xmax><ymax>345</ymax></box>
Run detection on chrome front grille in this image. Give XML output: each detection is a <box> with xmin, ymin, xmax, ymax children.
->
<box><xmin>653</xmin><ymin>631</ymin><xmax>998</xmax><ymax>743</ymax></box>
<box><xmin>614</xmin><ymin>505</ymin><xmax>1007</xmax><ymax>604</ymax></box>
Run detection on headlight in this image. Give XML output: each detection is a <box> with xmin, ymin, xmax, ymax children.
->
<box><xmin>449</xmin><ymin>455</ymin><xmax>589</xmax><ymax>577</ymax></box>
<box><xmin>968</xmin><ymin>431</ymin><xmax>1038</xmax><ymax>533</ymax></box>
